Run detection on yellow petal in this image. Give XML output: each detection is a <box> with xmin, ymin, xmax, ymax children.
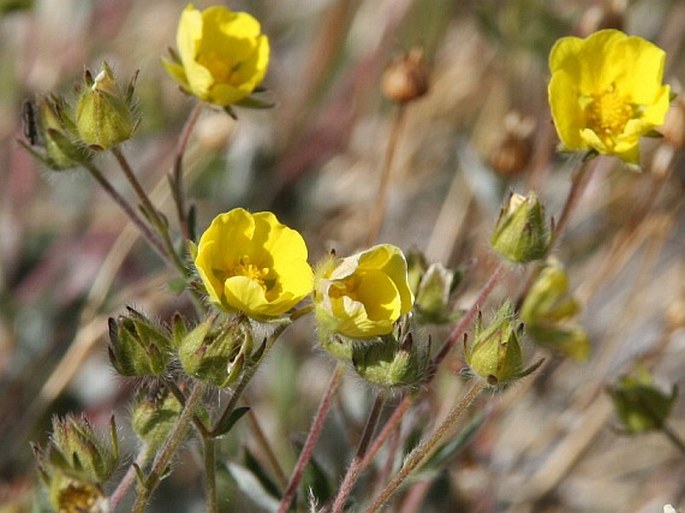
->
<box><xmin>611</xmin><ymin>36</ymin><xmax>666</xmax><ymax>104</ymax></box>
<box><xmin>548</xmin><ymin>73</ymin><xmax>585</xmax><ymax>151</ymax></box>
<box><xmin>161</xmin><ymin>58</ymin><xmax>190</xmax><ymax>91</ymax></box>
<box><xmin>224</xmin><ymin>275</ymin><xmax>270</xmax><ymax>315</ymax></box>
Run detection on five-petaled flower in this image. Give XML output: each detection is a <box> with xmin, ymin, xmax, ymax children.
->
<box><xmin>314</xmin><ymin>244</ymin><xmax>414</xmax><ymax>339</ymax></box>
<box><xmin>548</xmin><ymin>29</ymin><xmax>670</xmax><ymax>165</ymax></box>
<box><xmin>163</xmin><ymin>4</ymin><xmax>269</xmax><ymax>106</ymax></box>
<box><xmin>194</xmin><ymin>208</ymin><xmax>313</xmax><ymax>319</ymax></box>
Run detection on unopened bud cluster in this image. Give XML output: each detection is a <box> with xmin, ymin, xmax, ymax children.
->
<box><xmin>34</xmin><ymin>414</ymin><xmax>118</xmax><ymax>513</ymax></box>
<box><xmin>20</xmin><ymin>62</ymin><xmax>139</xmax><ymax>172</ymax></box>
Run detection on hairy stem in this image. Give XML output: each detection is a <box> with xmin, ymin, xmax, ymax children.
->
<box><xmin>277</xmin><ymin>363</ymin><xmax>346</xmax><ymax>513</ymax></box>
<box><xmin>109</xmin><ymin>448</ymin><xmax>152</xmax><ymax>511</ymax></box>
<box><xmin>83</xmin><ymin>162</ymin><xmax>169</xmax><ymax>265</ymax></box>
<box><xmin>329</xmin><ymin>392</ymin><xmax>386</xmax><ymax>513</ymax></box>
<box><xmin>363</xmin><ymin>382</ymin><xmax>486</xmax><ymax>513</ymax></box>
<box><xmin>132</xmin><ymin>381</ymin><xmax>207</xmax><ymax>513</ymax></box>
<box><xmin>112</xmin><ymin>147</ymin><xmax>188</xmax><ymax>276</ymax></box>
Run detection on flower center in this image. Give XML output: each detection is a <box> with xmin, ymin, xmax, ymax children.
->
<box><xmin>228</xmin><ymin>255</ymin><xmax>271</xmax><ymax>292</ymax></box>
<box><xmin>197</xmin><ymin>51</ymin><xmax>242</xmax><ymax>84</ymax></box>
<box><xmin>329</xmin><ymin>276</ymin><xmax>361</xmax><ymax>303</ymax></box>
<box><xmin>585</xmin><ymin>86</ymin><xmax>635</xmax><ymax>143</ymax></box>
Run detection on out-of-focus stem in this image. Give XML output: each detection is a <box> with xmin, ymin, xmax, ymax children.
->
<box><xmin>366</xmin><ymin>106</ymin><xmax>406</xmax><ymax>246</ymax></box>
<box><xmin>204</xmin><ymin>437</ymin><xmax>218</xmax><ymax>513</ymax></box>
<box><xmin>550</xmin><ymin>157</ymin><xmax>596</xmax><ymax>248</ymax></box>
<box><xmin>173</xmin><ymin>103</ymin><xmax>204</xmax><ymax>241</ymax></box>
<box><xmin>428</xmin><ymin>261</ymin><xmax>508</xmax><ymax>377</ymax></box>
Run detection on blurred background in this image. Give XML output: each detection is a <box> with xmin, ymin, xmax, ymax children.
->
<box><xmin>1</xmin><ymin>0</ymin><xmax>684</xmax><ymax>511</ymax></box>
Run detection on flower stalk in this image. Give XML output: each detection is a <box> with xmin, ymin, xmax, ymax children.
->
<box><xmin>363</xmin><ymin>382</ymin><xmax>486</xmax><ymax>513</ymax></box>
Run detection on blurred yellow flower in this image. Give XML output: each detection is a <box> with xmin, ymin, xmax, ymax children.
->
<box><xmin>315</xmin><ymin>245</ymin><xmax>414</xmax><ymax>339</ymax></box>
<box><xmin>548</xmin><ymin>29</ymin><xmax>670</xmax><ymax>164</ymax></box>
<box><xmin>195</xmin><ymin>208</ymin><xmax>313</xmax><ymax>318</ymax></box>
<box><xmin>163</xmin><ymin>4</ymin><xmax>269</xmax><ymax>106</ymax></box>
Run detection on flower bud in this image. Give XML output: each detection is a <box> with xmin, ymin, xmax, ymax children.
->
<box><xmin>131</xmin><ymin>381</ymin><xmax>183</xmax><ymax>451</ymax></box>
<box><xmin>381</xmin><ymin>48</ymin><xmax>429</xmax><ymax>104</ymax></box>
<box><xmin>314</xmin><ymin>244</ymin><xmax>414</xmax><ymax>340</ymax></box>
<box><xmin>36</xmin><ymin>414</ymin><xmax>119</xmax><ymax>485</ymax></box>
<box><xmin>414</xmin><ymin>262</ymin><xmax>459</xmax><ymax>324</ymax></box>
<box><xmin>465</xmin><ymin>302</ymin><xmax>542</xmax><ymax>386</ymax></box>
<box><xmin>47</xmin><ymin>472</ymin><xmax>108</xmax><ymax>513</ymax></box>
<box><xmin>75</xmin><ymin>62</ymin><xmax>139</xmax><ymax>150</ymax></box>
<box><xmin>608</xmin><ymin>366</ymin><xmax>677</xmax><ymax>434</ymax></box>
<box><xmin>352</xmin><ymin>330</ymin><xmax>429</xmax><ymax>388</ymax></box>
<box><xmin>521</xmin><ymin>260</ymin><xmax>590</xmax><ymax>361</ymax></box>
<box><xmin>177</xmin><ymin>316</ymin><xmax>252</xmax><ymax>388</ymax></box>
<box><xmin>19</xmin><ymin>96</ymin><xmax>92</xmax><ymax>170</ymax></box>
<box><xmin>491</xmin><ymin>192</ymin><xmax>550</xmax><ymax>263</ymax></box>
<box><xmin>108</xmin><ymin>307</ymin><xmax>172</xmax><ymax>377</ymax></box>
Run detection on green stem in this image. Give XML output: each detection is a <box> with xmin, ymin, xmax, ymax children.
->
<box><xmin>277</xmin><ymin>363</ymin><xmax>346</xmax><ymax>513</ymax></box>
<box><xmin>132</xmin><ymin>381</ymin><xmax>208</xmax><ymax>513</ymax></box>
<box><xmin>366</xmin><ymin>105</ymin><xmax>406</xmax><ymax>246</ymax></box>
<box><xmin>112</xmin><ymin>146</ymin><xmax>188</xmax><ymax>277</ymax></box>
<box><xmin>109</xmin><ymin>447</ymin><xmax>153</xmax><ymax>511</ymax></box>
<box><xmin>363</xmin><ymin>382</ymin><xmax>486</xmax><ymax>513</ymax></box>
<box><xmin>210</xmin><ymin>322</ymin><xmax>289</xmax><ymax>437</ymax></box>
<box><xmin>204</xmin><ymin>437</ymin><xmax>218</xmax><ymax>513</ymax></box>
<box><xmin>162</xmin><ymin>377</ymin><xmax>210</xmax><ymax>437</ymax></box>
<box><xmin>660</xmin><ymin>423</ymin><xmax>685</xmax><ymax>456</ymax></box>
<box><xmin>330</xmin><ymin>392</ymin><xmax>386</xmax><ymax>513</ymax></box>
<box><xmin>550</xmin><ymin>156</ymin><xmax>596</xmax><ymax>249</ymax></box>
<box><xmin>83</xmin><ymin>162</ymin><xmax>170</xmax><ymax>265</ymax></box>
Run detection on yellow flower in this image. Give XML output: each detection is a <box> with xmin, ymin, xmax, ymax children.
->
<box><xmin>315</xmin><ymin>245</ymin><xmax>414</xmax><ymax>339</ymax></box>
<box><xmin>163</xmin><ymin>4</ymin><xmax>269</xmax><ymax>106</ymax></box>
<box><xmin>195</xmin><ymin>208</ymin><xmax>313</xmax><ymax>318</ymax></box>
<box><xmin>548</xmin><ymin>29</ymin><xmax>670</xmax><ymax>164</ymax></box>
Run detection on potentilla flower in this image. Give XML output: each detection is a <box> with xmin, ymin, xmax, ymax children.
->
<box><xmin>314</xmin><ymin>244</ymin><xmax>414</xmax><ymax>339</ymax></box>
<box><xmin>163</xmin><ymin>4</ymin><xmax>269</xmax><ymax>106</ymax></box>
<box><xmin>194</xmin><ymin>208</ymin><xmax>313</xmax><ymax>318</ymax></box>
<box><xmin>548</xmin><ymin>29</ymin><xmax>670</xmax><ymax>164</ymax></box>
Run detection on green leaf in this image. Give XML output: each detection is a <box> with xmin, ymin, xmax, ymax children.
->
<box><xmin>234</xmin><ymin>95</ymin><xmax>276</xmax><ymax>110</ymax></box>
<box><xmin>243</xmin><ymin>447</ymin><xmax>282</xmax><ymax>499</ymax></box>
<box><xmin>212</xmin><ymin>406</ymin><xmax>250</xmax><ymax>438</ymax></box>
